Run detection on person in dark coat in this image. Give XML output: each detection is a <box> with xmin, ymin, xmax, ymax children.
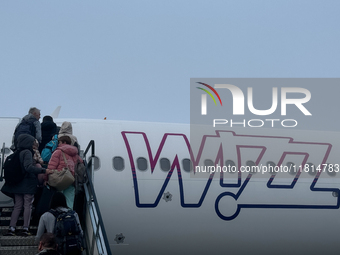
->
<box><xmin>39</xmin><ymin>116</ymin><xmax>57</xmax><ymax>153</ymax></box>
<box><xmin>11</xmin><ymin>107</ymin><xmax>42</xmax><ymax>151</ymax></box>
<box><xmin>1</xmin><ymin>134</ymin><xmax>53</xmax><ymax>236</ymax></box>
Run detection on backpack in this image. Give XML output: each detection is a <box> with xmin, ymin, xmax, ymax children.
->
<box><xmin>13</xmin><ymin>119</ymin><xmax>36</xmax><ymax>147</ymax></box>
<box><xmin>41</xmin><ymin>134</ymin><xmax>58</xmax><ymax>163</ymax></box>
<box><xmin>75</xmin><ymin>159</ymin><xmax>86</xmax><ymax>185</ymax></box>
<box><xmin>3</xmin><ymin>151</ymin><xmax>25</xmax><ymax>185</ymax></box>
<box><xmin>49</xmin><ymin>209</ymin><xmax>84</xmax><ymax>255</ymax></box>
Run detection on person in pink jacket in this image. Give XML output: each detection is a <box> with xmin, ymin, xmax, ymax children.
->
<box><xmin>47</xmin><ymin>136</ymin><xmax>83</xmax><ymax>209</ymax></box>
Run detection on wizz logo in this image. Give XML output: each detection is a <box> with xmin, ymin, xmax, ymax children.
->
<box><xmin>122</xmin><ymin>130</ymin><xmax>338</xmax><ymax>221</ymax></box>
<box><xmin>196</xmin><ymin>82</ymin><xmax>222</xmax><ymax>115</ymax></box>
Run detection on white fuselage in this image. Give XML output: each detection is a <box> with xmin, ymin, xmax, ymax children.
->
<box><xmin>1</xmin><ymin>118</ymin><xmax>340</xmax><ymax>255</ymax></box>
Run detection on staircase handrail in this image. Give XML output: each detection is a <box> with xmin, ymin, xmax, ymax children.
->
<box><xmin>83</xmin><ymin>140</ymin><xmax>112</xmax><ymax>255</ymax></box>
<box><xmin>0</xmin><ymin>143</ymin><xmax>5</xmax><ymax>182</ymax></box>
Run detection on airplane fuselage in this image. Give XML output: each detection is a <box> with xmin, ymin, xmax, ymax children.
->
<box><xmin>1</xmin><ymin>118</ymin><xmax>340</xmax><ymax>254</ymax></box>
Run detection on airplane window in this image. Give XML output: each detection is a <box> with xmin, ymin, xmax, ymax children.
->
<box><xmin>1</xmin><ymin>147</ymin><xmax>11</xmax><ymax>154</ymax></box>
<box><xmin>160</xmin><ymin>158</ymin><xmax>170</xmax><ymax>172</ymax></box>
<box><xmin>79</xmin><ymin>150</ymin><xmax>84</xmax><ymax>158</ymax></box>
<box><xmin>305</xmin><ymin>163</ymin><xmax>316</xmax><ymax>176</ymax></box>
<box><xmin>326</xmin><ymin>163</ymin><xmax>337</xmax><ymax>177</ymax></box>
<box><xmin>246</xmin><ymin>160</ymin><xmax>257</xmax><ymax>174</ymax></box>
<box><xmin>204</xmin><ymin>159</ymin><xmax>214</xmax><ymax>167</ymax></box>
<box><xmin>225</xmin><ymin>160</ymin><xmax>236</xmax><ymax>173</ymax></box>
<box><xmin>137</xmin><ymin>157</ymin><xmax>148</xmax><ymax>171</ymax></box>
<box><xmin>286</xmin><ymin>162</ymin><xmax>296</xmax><ymax>175</ymax></box>
<box><xmin>267</xmin><ymin>161</ymin><xmax>276</xmax><ymax>174</ymax></box>
<box><xmin>113</xmin><ymin>156</ymin><xmax>125</xmax><ymax>171</ymax></box>
<box><xmin>87</xmin><ymin>156</ymin><xmax>100</xmax><ymax>171</ymax></box>
<box><xmin>182</xmin><ymin>159</ymin><xmax>192</xmax><ymax>172</ymax></box>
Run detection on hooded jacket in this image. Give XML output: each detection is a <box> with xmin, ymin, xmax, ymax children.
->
<box><xmin>47</xmin><ymin>143</ymin><xmax>82</xmax><ymax>176</ymax></box>
<box><xmin>12</xmin><ymin>114</ymin><xmax>42</xmax><ymax>146</ymax></box>
<box><xmin>1</xmin><ymin>134</ymin><xmax>46</xmax><ymax>196</ymax></box>
<box><xmin>39</xmin><ymin>116</ymin><xmax>57</xmax><ymax>152</ymax></box>
<box><xmin>58</xmin><ymin>121</ymin><xmax>78</xmax><ymax>146</ymax></box>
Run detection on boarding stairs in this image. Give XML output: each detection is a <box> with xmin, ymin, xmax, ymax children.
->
<box><xmin>0</xmin><ymin>141</ymin><xmax>112</xmax><ymax>255</ymax></box>
<box><xmin>0</xmin><ymin>207</ymin><xmax>37</xmax><ymax>254</ymax></box>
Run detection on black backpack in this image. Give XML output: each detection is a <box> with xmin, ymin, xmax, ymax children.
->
<box><xmin>49</xmin><ymin>209</ymin><xmax>84</xmax><ymax>255</ymax></box>
<box><xmin>3</xmin><ymin>151</ymin><xmax>25</xmax><ymax>185</ymax></box>
<box><xmin>13</xmin><ymin>119</ymin><xmax>36</xmax><ymax>148</ymax></box>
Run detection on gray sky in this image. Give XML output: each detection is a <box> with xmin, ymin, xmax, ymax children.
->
<box><xmin>1</xmin><ymin>1</ymin><xmax>339</xmax><ymax>124</ymax></box>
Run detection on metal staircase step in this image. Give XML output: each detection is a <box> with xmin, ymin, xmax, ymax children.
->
<box><xmin>0</xmin><ymin>208</ymin><xmax>13</xmax><ymax>215</ymax></box>
<box><xmin>0</xmin><ymin>236</ymin><xmax>36</xmax><ymax>246</ymax></box>
<box><xmin>0</xmin><ymin>226</ymin><xmax>38</xmax><ymax>235</ymax></box>
<box><xmin>0</xmin><ymin>207</ymin><xmax>39</xmax><ymax>255</ymax></box>
<box><xmin>0</xmin><ymin>245</ymin><xmax>37</xmax><ymax>255</ymax></box>
<box><xmin>0</xmin><ymin>216</ymin><xmax>25</xmax><ymax>226</ymax></box>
